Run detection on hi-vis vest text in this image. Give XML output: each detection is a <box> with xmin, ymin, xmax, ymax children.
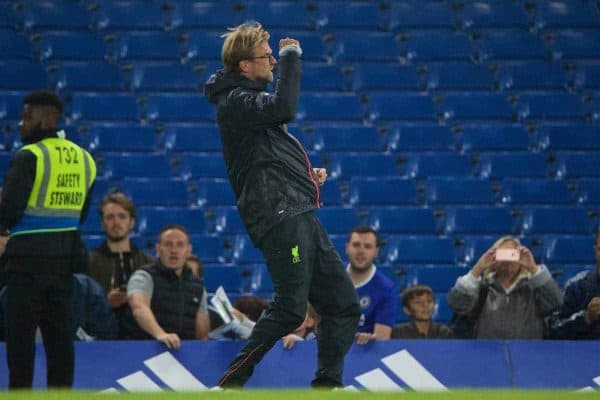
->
<box><xmin>11</xmin><ymin>137</ymin><xmax>96</xmax><ymax>236</ymax></box>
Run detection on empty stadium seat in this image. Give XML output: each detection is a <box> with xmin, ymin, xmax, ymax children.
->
<box><xmin>183</xmin><ymin>31</ymin><xmax>226</xmax><ymax>61</ymax></box>
<box><xmin>368</xmin><ymin>92</ymin><xmax>437</xmax><ymax>121</ymax></box>
<box><xmin>317</xmin><ymin>2</ymin><xmax>383</xmax><ymax>30</ymax></box>
<box><xmin>311</xmin><ymin>124</ymin><xmax>385</xmax><ymax>152</ymax></box>
<box><xmin>476</xmin><ymin>153</ymin><xmax>549</xmax><ymax>178</ymax></box>
<box><xmin>80</xmin><ymin>208</ymin><xmax>103</xmax><ymax>235</ymax></box>
<box><xmin>460</xmin><ymin>124</ymin><xmax>530</xmax><ymax>151</ymax></box>
<box><xmin>352</xmin><ymin>63</ymin><xmax>422</xmax><ymax>92</ymax></box>
<box><xmin>268</xmin><ymin>30</ymin><xmax>329</xmax><ymax>62</ymax></box>
<box><xmin>333</xmin><ymin>32</ymin><xmax>400</xmax><ymax>62</ymax></box>
<box><xmin>189</xmin><ymin>234</ymin><xmax>227</xmax><ymax>264</ymax></box>
<box><xmin>460</xmin><ymin>235</ymin><xmax>501</xmax><ymax>265</ymax></box>
<box><xmin>0</xmin><ymin>62</ymin><xmax>48</xmax><ymax>91</ymax></box>
<box><xmin>23</xmin><ymin>1</ymin><xmax>91</xmax><ymax>29</ymax></box>
<box><xmin>543</xmin><ymin>235</ymin><xmax>596</xmax><ymax>264</ymax></box>
<box><xmin>316</xmin><ymin>207</ymin><xmax>363</xmax><ymax>234</ymax></box>
<box><xmin>497</xmin><ymin>61</ymin><xmax>568</xmax><ymax>90</ymax></box>
<box><xmin>89</xmin><ymin>177</ymin><xmax>121</xmax><ymax>205</ymax></box>
<box><xmin>368</xmin><ymin>206</ymin><xmax>439</xmax><ymax>234</ymax></box>
<box><xmin>164</xmin><ymin>123</ymin><xmax>222</xmax><ymax>152</ymax></box>
<box><xmin>82</xmin><ymin>235</ymin><xmax>107</xmax><ymax>251</ymax></box>
<box><xmin>98</xmin><ymin>153</ymin><xmax>174</xmax><ymax>178</ymax></box>
<box><xmin>232</xmin><ymin>234</ymin><xmax>264</xmax><ymax>264</ymax></box>
<box><xmin>70</xmin><ymin>93</ymin><xmax>139</xmax><ymax>121</ymax></box>
<box><xmin>444</xmin><ymin>206</ymin><xmax>519</xmax><ymax>234</ymax></box>
<box><xmin>122</xmin><ymin>178</ymin><xmax>190</xmax><ymax>207</ymax></box>
<box><xmin>194</xmin><ymin>179</ymin><xmax>236</xmax><ymax>207</ymax></box>
<box><xmin>133</xmin><ymin>63</ymin><xmax>202</xmax><ymax>91</ymax></box>
<box><xmin>518</xmin><ymin>92</ymin><xmax>586</xmax><ymax>120</ymax></box>
<box><xmin>537</xmin><ymin>125</ymin><xmax>600</xmax><ymax>151</ymax></box>
<box><xmin>405</xmin><ymin>264</ymin><xmax>465</xmax><ymax>292</ymax></box>
<box><xmin>170</xmin><ymin>2</ymin><xmax>244</xmax><ymax>29</ymax></box>
<box><xmin>0</xmin><ymin>30</ymin><xmax>32</xmax><ymax>59</ymax></box>
<box><xmin>574</xmin><ymin>64</ymin><xmax>600</xmax><ymax>89</ymax></box>
<box><xmin>324</xmin><ymin>153</ymin><xmax>403</xmax><ymax>179</ymax></box>
<box><xmin>522</xmin><ymin>206</ymin><xmax>595</xmax><ymax>234</ymax></box>
<box><xmin>477</xmin><ymin>30</ymin><xmax>547</xmax><ymax>60</ymax></box>
<box><xmin>0</xmin><ymin>3</ymin><xmax>19</xmax><ymax>29</ymax></box>
<box><xmin>116</xmin><ymin>32</ymin><xmax>182</xmax><ymax>60</ymax></box>
<box><xmin>88</xmin><ymin>123</ymin><xmax>158</xmax><ymax>152</ymax></box>
<box><xmin>319</xmin><ymin>179</ymin><xmax>344</xmax><ymax>206</ymax></box>
<box><xmin>177</xmin><ymin>153</ymin><xmax>228</xmax><ymax>179</ymax></box>
<box><xmin>457</xmin><ymin>1</ymin><xmax>530</xmax><ymax>28</ymax></box>
<box><xmin>204</xmin><ymin>265</ymin><xmax>245</xmax><ymax>293</ymax></box>
<box><xmin>399</xmin><ymin>31</ymin><xmax>474</xmax><ymax>61</ymax></box>
<box><xmin>425</xmin><ymin>178</ymin><xmax>496</xmax><ymax>204</ymax></box>
<box><xmin>0</xmin><ymin>91</ymin><xmax>26</xmax><ymax>120</ymax></box>
<box><xmin>389</xmin><ymin>1</ymin><xmax>454</xmax><ymax>29</ymax></box>
<box><xmin>138</xmin><ymin>207</ymin><xmax>207</xmax><ymax>235</ymax></box>
<box><xmin>38</xmin><ymin>31</ymin><xmax>108</xmax><ymax>61</ymax></box>
<box><xmin>297</xmin><ymin>93</ymin><xmax>363</xmax><ymax>121</ymax></box>
<box><xmin>434</xmin><ymin>293</ymin><xmax>453</xmax><ymax>322</ymax></box>
<box><xmin>426</xmin><ymin>62</ymin><xmax>495</xmax><ymax>90</ymax></box>
<box><xmin>554</xmin><ymin>152</ymin><xmax>600</xmax><ymax>178</ymax></box>
<box><xmin>499</xmin><ymin>178</ymin><xmax>572</xmax><ymax>204</ymax></box>
<box><xmin>301</xmin><ymin>63</ymin><xmax>347</xmax><ymax>91</ymax></box>
<box><xmin>389</xmin><ymin>124</ymin><xmax>454</xmax><ymax>151</ymax></box>
<box><xmin>441</xmin><ymin>92</ymin><xmax>513</xmax><ymax>120</ymax></box>
<box><xmin>405</xmin><ymin>153</ymin><xmax>473</xmax><ymax>178</ymax></box>
<box><xmin>349</xmin><ymin>177</ymin><xmax>419</xmax><ymax>206</ymax></box>
<box><xmin>249</xmin><ymin>1</ymin><xmax>316</xmax><ymax>29</ymax></box>
<box><xmin>96</xmin><ymin>1</ymin><xmax>167</xmax><ymax>30</ymax></box>
<box><xmin>534</xmin><ymin>1</ymin><xmax>600</xmax><ymax>29</ymax></box>
<box><xmin>384</xmin><ymin>236</ymin><xmax>457</xmax><ymax>264</ymax></box>
<box><xmin>577</xmin><ymin>179</ymin><xmax>600</xmax><ymax>204</ymax></box>
<box><xmin>146</xmin><ymin>93</ymin><xmax>214</xmax><ymax>122</ymax></box>
<box><xmin>57</xmin><ymin>62</ymin><xmax>128</xmax><ymax>91</ymax></box>
<box><xmin>212</xmin><ymin>206</ymin><xmax>246</xmax><ymax>234</ymax></box>
<box><xmin>548</xmin><ymin>30</ymin><xmax>600</xmax><ymax>59</ymax></box>
<box><xmin>245</xmin><ymin>263</ymin><xmax>274</xmax><ymax>294</ymax></box>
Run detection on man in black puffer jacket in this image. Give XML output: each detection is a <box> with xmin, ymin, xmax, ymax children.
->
<box><xmin>204</xmin><ymin>22</ymin><xmax>360</xmax><ymax>389</ymax></box>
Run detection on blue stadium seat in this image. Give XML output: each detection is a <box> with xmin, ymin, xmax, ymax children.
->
<box><xmin>122</xmin><ymin>178</ymin><xmax>189</xmax><ymax>207</ymax></box>
<box><xmin>70</xmin><ymin>93</ymin><xmax>139</xmax><ymax>121</ymax></box>
<box><xmin>246</xmin><ymin>264</ymin><xmax>274</xmax><ymax>294</ymax></box>
<box><xmin>116</xmin><ymin>32</ymin><xmax>182</xmax><ymax>60</ymax></box>
<box><xmin>543</xmin><ymin>236</ymin><xmax>596</xmax><ymax>264</ymax></box>
<box><xmin>550</xmin><ymin>265</ymin><xmax>593</xmax><ymax>289</ymax></box>
<box><xmin>575</xmin><ymin>64</ymin><xmax>600</xmax><ymax>89</ymax></box>
<box><xmin>390</xmin><ymin>2</ymin><xmax>454</xmax><ymax>29</ymax></box>
<box><xmin>82</xmin><ymin>235</ymin><xmax>107</xmax><ymax>251</ymax></box>
<box><xmin>171</xmin><ymin>2</ymin><xmax>245</xmax><ymax>29</ymax></box>
<box><xmin>297</xmin><ymin>93</ymin><xmax>363</xmax><ymax>121</ymax></box>
<box><xmin>405</xmin><ymin>153</ymin><xmax>473</xmax><ymax>178</ymax></box>
<box><xmin>57</xmin><ymin>62</ymin><xmax>127</xmax><ymax>91</ymax></box>
<box><xmin>407</xmin><ymin>265</ymin><xmax>465</xmax><ymax>292</ymax></box>
<box><xmin>476</xmin><ymin>153</ymin><xmax>549</xmax><ymax>178</ymax></box>
<box><xmin>548</xmin><ymin>30</ymin><xmax>600</xmax><ymax>59</ymax></box>
<box><xmin>316</xmin><ymin>207</ymin><xmax>363</xmax><ymax>234</ymax></box>
<box><xmin>194</xmin><ymin>179</ymin><xmax>236</xmax><ymax>207</ymax></box>
<box><xmin>537</xmin><ymin>125</ymin><xmax>600</xmax><ymax>151</ymax></box>
<box><xmin>302</xmin><ymin>63</ymin><xmax>346</xmax><ymax>91</ymax></box>
<box><xmin>522</xmin><ymin>206</ymin><xmax>595</xmax><ymax>235</ymax></box>
<box><xmin>0</xmin><ymin>30</ymin><xmax>32</xmax><ymax>59</ymax></box>
<box><xmin>96</xmin><ymin>1</ymin><xmax>167</xmax><ymax>30</ymax></box>
<box><xmin>444</xmin><ymin>206</ymin><xmax>519</xmax><ymax>235</ymax></box>
<box><xmin>460</xmin><ymin>124</ymin><xmax>530</xmax><ymax>151</ymax></box>
<box><xmin>89</xmin><ymin>177</ymin><xmax>121</xmax><ymax>205</ymax></box>
<box><xmin>477</xmin><ymin>30</ymin><xmax>547</xmax><ymax>60</ymax></box>
<box><xmin>368</xmin><ymin>93</ymin><xmax>436</xmax><ymax>121</ymax></box>
<box><xmin>389</xmin><ymin>124</ymin><xmax>454</xmax><ymax>151</ymax></box>
<box><xmin>212</xmin><ymin>206</ymin><xmax>246</xmax><ymax>234</ymax></box>
<box><xmin>0</xmin><ymin>3</ymin><xmax>19</xmax><ymax>29</ymax></box>
<box><xmin>164</xmin><ymin>124</ymin><xmax>222</xmax><ymax>152</ymax></box>
<box><xmin>434</xmin><ymin>293</ymin><xmax>453</xmax><ymax>322</ymax></box>
<box><xmin>80</xmin><ymin>208</ymin><xmax>103</xmax><ymax>235</ymax></box>
<box><xmin>368</xmin><ymin>207</ymin><xmax>439</xmax><ymax>234</ymax></box>
<box><xmin>457</xmin><ymin>1</ymin><xmax>530</xmax><ymax>28</ymax></box>
<box><xmin>133</xmin><ymin>63</ymin><xmax>202</xmax><ymax>92</ymax></box>
<box><xmin>518</xmin><ymin>92</ymin><xmax>586</xmax><ymax>120</ymax></box>
<box><xmin>138</xmin><ymin>207</ymin><xmax>207</xmax><ymax>235</ymax></box>
<box><xmin>23</xmin><ymin>1</ymin><xmax>91</xmax><ymax>29</ymax></box>
<box><xmin>399</xmin><ymin>31</ymin><xmax>474</xmax><ymax>61</ymax></box>
<box><xmin>0</xmin><ymin>152</ymin><xmax>12</xmax><ymax>175</ymax></box>
<box><xmin>146</xmin><ymin>93</ymin><xmax>214</xmax><ymax>122</ymax></box>
<box><xmin>426</xmin><ymin>62</ymin><xmax>495</xmax><ymax>90</ymax></box>
<box><xmin>88</xmin><ymin>123</ymin><xmax>158</xmax><ymax>152</ymax></box>
<box><xmin>441</xmin><ymin>92</ymin><xmax>513</xmax><ymax>120</ymax></box>
<box><xmin>188</xmin><ymin>234</ymin><xmax>226</xmax><ymax>264</ymax></box>
<box><xmin>497</xmin><ymin>61</ymin><xmax>568</xmax><ymax>90</ymax></box>
<box><xmin>248</xmin><ymin>1</ymin><xmax>316</xmax><ymax>29</ymax></box>
<box><xmin>554</xmin><ymin>153</ymin><xmax>600</xmax><ymax>178</ymax></box>
<box><xmin>352</xmin><ymin>63</ymin><xmax>422</xmax><ymax>92</ymax></box>
<box><xmin>183</xmin><ymin>31</ymin><xmax>225</xmax><ymax>61</ymax></box>
<box><xmin>324</xmin><ymin>153</ymin><xmax>403</xmax><ymax>179</ymax></box>
<box><xmin>425</xmin><ymin>178</ymin><xmax>496</xmax><ymax>204</ymax></box>
<box><xmin>333</xmin><ymin>32</ymin><xmax>400</xmax><ymax>62</ymax></box>
<box><xmin>460</xmin><ymin>236</ymin><xmax>501</xmax><ymax>266</ymax></box>
<box><xmin>349</xmin><ymin>177</ymin><xmax>419</xmax><ymax>206</ymax></box>
<box><xmin>311</xmin><ymin>124</ymin><xmax>385</xmax><ymax>152</ymax></box>
<box><xmin>384</xmin><ymin>236</ymin><xmax>457</xmax><ymax>264</ymax></box>
<box><xmin>99</xmin><ymin>153</ymin><xmax>174</xmax><ymax>178</ymax></box>
<box><xmin>178</xmin><ymin>153</ymin><xmax>228</xmax><ymax>179</ymax></box>
<box><xmin>317</xmin><ymin>2</ymin><xmax>383</xmax><ymax>29</ymax></box>
<box><xmin>534</xmin><ymin>1</ymin><xmax>600</xmax><ymax>29</ymax></box>
<box><xmin>203</xmin><ymin>265</ymin><xmax>244</xmax><ymax>293</ymax></box>
<box><xmin>38</xmin><ymin>31</ymin><xmax>108</xmax><ymax>61</ymax></box>
<box><xmin>319</xmin><ymin>179</ymin><xmax>344</xmax><ymax>206</ymax></box>
<box><xmin>0</xmin><ymin>62</ymin><xmax>48</xmax><ymax>90</ymax></box>
<box><xmin>577</xmin><ymin>179</ymin><xmax>600</xmax><ymax>204</ymax></box>
<box><xmin>499</xmin><ymin>178</ymin><xmax>572</xmax><ymax>204</ymax></box>
<box><xmin>0</xmin><ymin>91</ymin><xmax>25</xmax><ymax>120</ymax></box>
<box><xmin>232</xmin><ymin>234</ymin><xmax>264</xmax><ymax>264</ymax></box>
<box><xmin>268</xmin><ymin>30</ymin><xmax>329</xmax><ymax>62</ymax></box>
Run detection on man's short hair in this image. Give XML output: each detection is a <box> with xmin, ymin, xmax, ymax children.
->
<box><xmin>157</xmin><ymin>224</ymin><xmax>190</xmax><ymax>242</ymax></box>
<box><xmin>347</xmin><ymin>225</ymin><xmax>380</xmax><ymax>247</ymax></box>
<box><xmin>401</xmin><ymin>285</ymin><xmax>434</xmax><ymax>308</ymax></box>
<box><xmin>23</xmin><ymin>90</ymin><xmax>63</xmax><ymax>115</ymax></box>
<box><xmin>221</xmin><ymin>21</ymin><xmax>270</xmax><ymax>73</ymax></box>
<box><xmin>99</xmin><ymin>192</ymin><xmax>136</xmax><ymax>219</ymax></box>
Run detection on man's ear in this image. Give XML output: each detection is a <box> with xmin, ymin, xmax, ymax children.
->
<box><xmin>239</xmin><ymin>60</ymin><xmax>250</xmax><ymax>74</ymax></box>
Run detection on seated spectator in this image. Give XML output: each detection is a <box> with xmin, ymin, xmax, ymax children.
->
<box><xmin>447</xmin><ymin>236</ymin><xmax>563</xmax><ymax>339</ymax></box>
<box><xmin>392</xmin><ymin>285</ymin><xmax>453</xmax><ymax>339</ymax></box>
<box><xmin>122</xmin><ymin>225</ymin><xmax>209</xmax><ymax>348</ymax></box>
<box><xmin>209</xmin><ymin>295</ymin><xmax>269</xmax><ymax>340</ymax></box>
<box><xmin>187</xmin><ymin>254</ymin><xmax>204</xmax><ymax>278</ymax></box>
<box><xmin>549</xmin><ymin>231</ymin><xmax>600</xmax><ymax>340</ymax></box>
<box><xmin>345</xmin><ymin>226</ymin><xmax>396</xmax><ymax>344</ymax></box>
<box><xmin>87</xmin><ymin>193</ymin><xmax>154</xmax><ymax>337</ymax></box>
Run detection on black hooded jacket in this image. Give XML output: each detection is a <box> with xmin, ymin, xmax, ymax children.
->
<box><xmin>204</xmin><ymin>51</ymin><xmax>320</xmax><ymax>246</ymax></box>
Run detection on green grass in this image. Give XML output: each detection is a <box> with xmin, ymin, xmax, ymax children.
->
<box><xmin>1</xmin><ymin>390</ymin><xmax>597</xmax><ymax>400</ymax></box>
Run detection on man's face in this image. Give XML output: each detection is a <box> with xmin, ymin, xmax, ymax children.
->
<box><xmin>19</xmin><ymin>104</ymin><xmax>46</xmax><ymax>140</ymax></box>
<box><xmin>101</xmin><ymin>203</ymin><xmax>134</xmax><ymax>242</ymax></box>
<box><xmin>242</xmin><ymin>40</ymin><xmax>276</xmax><ymax>84</ymax></box>
<box><xmin>156</xmin><ymin>229</ymin><xmax>192</xmax><ymax>271</ymax></box>
<box><xmin>404</xmin><ymin>293</ymin><xmax>435</xmax><ymax>322</ymax></box>
<box><xmin>346</xmin><ymin>232</ymin><xmax>379</xmax><ymax>273</ymax></box>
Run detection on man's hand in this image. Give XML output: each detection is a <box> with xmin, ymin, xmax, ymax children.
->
<box><xmin>312</xmin><ymin>168</ymin><xmax>327</xmax><ymax>186</ymax></box>
<box><xmin>585</xmin><ymin>297</ymin><xmax>600</xmax><ymax>325</ymax></box>
<box><xmin>107</xmin><ymin>288</ymin><xmax>128</xmax><ymax>309</ymax></box>
<box><xmin>518</xmin><ymin>246</ymin><xmax>539</xmax><ymax>274</ymax></box>
<box><xmin>471</xmin><ymin>248</ymin><xmax>496</xmax><ymax>278</ymax></box>
<box><xmin>279</xmin><ymin>38</ymin><xmax>300</xmax><ymax>50</ymax></box>
<box><xmin>156</xmin><ymin>332</ymin><xmax>181</xmax><ymax>350</ymax></box>
<box><xmin>0</xmin><ymin>235</ymin><xmax>8</xmax><ymax>255</ymax></box>
<box><xmin>355</xmin><ymin>332</ymin><xmax>375</xmax><ymax>345</ymax></box>
<box><xmin>282</xmin><ymin>334</ymin><xmax>303</xmax><ymax>349</ymax></box>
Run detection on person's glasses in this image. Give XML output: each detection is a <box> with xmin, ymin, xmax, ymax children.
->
<box><xmin>249</xmin><ymin>54</ymin><xmax>275</xmax><ymax>62</ymax></box>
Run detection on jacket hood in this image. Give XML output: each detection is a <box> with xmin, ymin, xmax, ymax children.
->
<box><xmin>204</xmin><ymin>69</ymin><xmax>267</xmax><ymax>104</ymax></box>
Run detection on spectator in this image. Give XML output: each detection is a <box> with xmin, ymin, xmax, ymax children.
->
<box><xmin>392</xmin><ymin>285</ymin><xmax>453</xmax><ymax>339</ymax></box>
<box><xmin>346</xmin><ymin>226</ymin><xmax>397</xmax><ymax>344</ymax></box>
<box><xmin>447</xmin><ymin>236</ymin><xmax>563</xmax><ymax>339</ymax></box>
<box><xmin>232</xmin><ymin>295</ymin><xmax>269</xmax><ymax>323</ymax></box>
<box><xmin>282</xmin><ymin>304</ymin><xmax>320</xmax><ymax>349</ymax></box>
<box><xmin>549</xmin><ymin>231</ymin><xmax>600</xmax><ymax>339</ymax></box>
<box><xmin>208</xmin><ymin>295</ymin><xmax>269</xmax><ymax>341</ymax></box>
<box><xmin>187</xmin><ymin>254</ymin><xmax>203</xmax><ymax>278</ymax></box>
<box><xmin>87</xmin><ymin>193</ymin><xmax>153</xmax><ymax>336</ymax></box>
<box><xmin>123</xmin><ymin>225</ymin><xmax>209</xmax><ymax>348</ymax></box>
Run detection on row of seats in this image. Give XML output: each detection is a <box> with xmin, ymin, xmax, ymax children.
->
<box><xmin>2</xmin><ymin>1</ymin><xmax>599</xmax><ymax>32</ymax></box>
<box><xmin>4</xmin><ymin>60</ymin><xmax>600</xmax><ymax>92</ymax></box>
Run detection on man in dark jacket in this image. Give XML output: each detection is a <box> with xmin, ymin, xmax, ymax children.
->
<box><xmin>0</xmin><ymin>91</ymin><xmax>96</xmax><ymax>388</ymax></box>
<box><xmin>204</xmin><ymin>22</ymin><xmax>360</xmax><ymax>388</ymax></box>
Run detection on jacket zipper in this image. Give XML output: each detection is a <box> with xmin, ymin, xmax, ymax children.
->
<box><xmin>283</xmin><ymin>124</ymin><xmax>321</xmax><ymax>208</ymax></box>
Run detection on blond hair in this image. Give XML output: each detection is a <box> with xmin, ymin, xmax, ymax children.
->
<box><xmin>221</xmin><ymin>22</ymin><xmax>270</xmax><ymax>73</ymax></box>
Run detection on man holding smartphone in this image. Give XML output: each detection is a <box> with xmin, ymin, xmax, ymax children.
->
<box><xmin>448</xmin><ymin>236</ymin><xmax>562</xmax><ymax>339</ymax></box>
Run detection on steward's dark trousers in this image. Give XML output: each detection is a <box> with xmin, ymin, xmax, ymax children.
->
<box><xmin>4</xmin><ymin>260</ymin><xmax>74</xmax><ymax>389</ymax></box>
<box><xmin>218</xmin><ymin>211</ymin><xmax>360</xmax><ymax>388</ymax></box>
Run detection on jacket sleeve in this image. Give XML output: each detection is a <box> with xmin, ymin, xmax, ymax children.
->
<box><xmin>227</xmin><ymin>52</ymin><xmax>302</xmax><ymax>127</ymax></box>
<box><xmin>83</xmin><ymin>276</ymin><xmax>119</xmax><ymax>340</ymax></box>
<box><xmin>549</xmin><ymin>278</ymin><xmax>595</xmax><ymax>339</ymax></box>
<box><xmin>447</xmin><ymin>272</ymin><xmax>481</xmax><ymax>315</ymax></box>
<box><xmin>528</xmin><ymin>265</ymin><xmax>563</xmax><ymax>317</ymax></box>
<box><xmin>0</xmin><ymin>150</ymin><xmax>36</xmax><ymax>232</ymax></box>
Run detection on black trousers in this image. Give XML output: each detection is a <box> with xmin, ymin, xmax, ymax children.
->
<box><xmin>4</xmin><ymin>259</ymin><xmax>74</xmax><ymax>389</ymax></box>
<box><xmin>218</xmin><ymin>211</ymin><xmax>360</xmax><ymax>388</ymax></box>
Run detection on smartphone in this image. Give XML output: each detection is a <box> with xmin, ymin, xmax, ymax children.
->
<box><xmin>495</xmin><ymin>248</ymin><xmax>520</xmax><ymax>262</ymax></box>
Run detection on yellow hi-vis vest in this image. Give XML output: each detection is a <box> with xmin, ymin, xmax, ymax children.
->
<box><xmin>10</xmin><ymin>137</ymin><xmax>96</xmax><ymax>237</ymax></box>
